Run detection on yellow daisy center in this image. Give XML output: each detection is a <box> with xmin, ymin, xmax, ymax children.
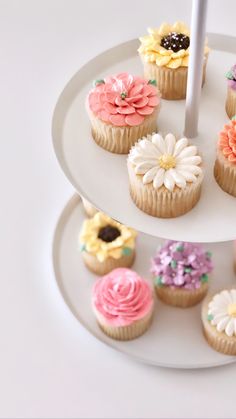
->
<box><xmin>227</xmin><ymin>303</ymin><xmax>236</xmax><ymax>317</ymax></box>
<box><xmin>159</xmin><ymin>154</ymin><xmax>176</xmax><ymax>170</ymax></box>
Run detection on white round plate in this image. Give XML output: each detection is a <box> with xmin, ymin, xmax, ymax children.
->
<box><xmin>53</xmin><ymin>194</ymin><xmax>236</xmax><ymax>369</ymax></box>
<box><xmin>52</xmin><ymin>34</ymin><xmax>236</xmax><ymax>243</ymax></box>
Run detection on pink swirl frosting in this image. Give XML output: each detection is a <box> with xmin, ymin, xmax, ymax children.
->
<box><xmin>92</xmin><ymin>268</ymin><xmax>154</xmax><ymax>326</ymax></box>
<box><xmin>88</xmin><ymin>72</ymin><xmax>160</xmax><ymax>127</ymax></box>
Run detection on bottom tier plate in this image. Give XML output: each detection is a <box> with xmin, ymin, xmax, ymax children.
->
<box><xmin>52</xmin><ymin>195</ymin><xmax>236</xmax><ymax>369</ymax></box>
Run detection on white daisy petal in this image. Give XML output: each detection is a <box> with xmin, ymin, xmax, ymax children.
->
<box><xmin>152</xmin><ymin>133</ymin><xmax>166</xmax><ymax>154</ymax></box>
<box><xmin>176</xmin><ymin>156</ymin><xmax>202</xmax><ymax>166</ymax></box>
<box><xmin>164</xmin><ymin>170</ymin><xmax>175</xmax><ymax>191</ymax></box>
<box><xmin>225</xmin><ymin>318</ymin><xmax>235</xmax><ymax>337</ymax></box>
<box><xmin>177</xmin><ymin>145</ymin><xmax>197</xmax><ymax>159</ymax></box>
<box><xmin>153</xmin><ymin>168</ymin><xmax>165</xmax><ymax>189</ymax></box>
<box><xmin>139</xmin><ymin>140</ymin><xmax>159</xmax><ymax>156</ymax></box>
<box><xmin>131</xmin><ymin>155</ymin><xmax>157</xmax><ymax>165</ymax></box>
<box><xmin>216</xmin><ymin>316</ymin><xmax>230</xmax><ymax>333</ymax></box>
<box><xmin>173</xmin><ymin>137</ymin><xmax>188</xmax><ymax>156</ymax></box>
<box><xmin>176</xmin><ymin>165</ymin><xmax>202</xmax><ymax>175</ymax></box>
<box><xmin>212</xmin><ymin>312</ymin><xmax>228</xmax><ymax>324</ymax></box>
<box><xmin>169</xmin><ymin>168</ymin><xmax>186</xmax><ymax>189</ymax></box>
<box><xmin>165</xmin><ymin>133</ymin><xmax>176</xmax><ymax>155</ymax></box>
<box><xmin>177</xmin><ymin>170</ymin><xmax>197</xmax><ymax>183</ymax></box>
<box><xmin>143</xmin><ymin>166</ymin><xmax>159</xmax><ymax>184</ymax></box>
<box><xmin>135</xmin><ymin>161</ymin><xmax>156</xmax><ymax>174</ymax></box>
<box><xmin>221</xmin><ymin>290</ymin><xmax>233</xmax><ymax>304</ymax></box>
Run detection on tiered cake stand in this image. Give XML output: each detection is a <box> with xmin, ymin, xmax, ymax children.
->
<box><xmin>52</xmin><ymin>33</ymin><xmax>236</xmax><ymax>368</ymax></box>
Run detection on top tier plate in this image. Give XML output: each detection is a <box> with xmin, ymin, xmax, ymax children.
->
<box><xmin>52</xmin><ymin>33</ymin><xmax>236</xmax><ymax>243</ymax></box>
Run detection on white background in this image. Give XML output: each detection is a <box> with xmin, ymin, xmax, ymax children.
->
<box><xmin>1</xmin><ymin>1</ymin><xmax>236</xmax><ymax>418</ymax></box>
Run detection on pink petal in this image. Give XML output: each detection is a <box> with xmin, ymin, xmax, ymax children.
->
<box><xmin>132</xmin><ymin>97</ymin><xmax>149</xmax><ymax>108</ymax></box>
<box><xmin>148</xmin><ymin>96</ymin><xmax>159</xmax><ymax>106</ymax></box>
<box><xmin>125</xmin><ymin>94</ymin><xmax>142</xmax><ymax>103</ymax></box>
<box><xmin>109</xmin><ymin>114</ymin><xmax>126</xmax><ymax>126</ymax></box>
<box><xmin>115</xmin><ymin>96</ymin><xmax>128</xmax><ymax>107</ymax></box>
<box><xmin>105</xmin><ymin>92</ymin><xmax>117</xmax><ymax>104</ymax></box>
<box><xmin>98</xmin><ymin>110</ymin><xmax>110</xmax><ymax>123</ymax></box>
<box><xmin>129</xmin><ymin>84</ymin><xmax>144</xmax><ymax>97</ymax></box>
<box><xmin>91</xmin><ymin>102</ymin><xmax>102</xmax><ymax>113</ymax></box>
<box><xmin>103</xmin><ymin>102</ymin><xmax>118</xmax><ymax>114</ymax></box>
<box><xmin>117</xmin><ymin>105</ymin><xmax>135</xmax><ymax>114</ymax></box>
<box><xmin>142</xmin><ymin>84</ymin><xmax>157</xmax><ymax>97</ymax></box>
<box><xmin>125</xmin><ymin>113</ymin><xmax>144</xmax><ymax>126</ymax></box>
<box><xmin>137</xmin><ymin>106</ymin><xmax>154</xmax><ymax>115</ymax></box>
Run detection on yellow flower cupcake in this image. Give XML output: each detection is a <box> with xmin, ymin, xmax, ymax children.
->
<box><xmin>79</xmin><ymin>212</ymin><xmax>137</xmax><ymax>275</ymax></box>
<box><xmin>138</xmin><ymin>22</ymin><xmax>209</xmax><ymax>99</ymax></box>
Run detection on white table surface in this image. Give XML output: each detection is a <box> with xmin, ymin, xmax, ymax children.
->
<box><xmin>1</xmin><ymin>1</ymin><xmax>236</xmax><ymax>417</ymax></box>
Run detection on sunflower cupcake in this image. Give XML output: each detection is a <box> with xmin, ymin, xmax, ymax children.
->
<box><xmin>225</xmin><ymin>65</ymin><xmax>236</xmax><ymax>119</ymax></box>
<box><xmin>86</xmin><ymin>72</ymin><xmax>161</xmax><ymax>154</ymax></box>
<box><xmin>202</xmin><ymin>289</ymin><xmax>236</xmax><ymax>355</ymax></box>
<box><xmin>79</xmin><ymin>212</ymin><xmax>137</xmax><ymax>275</ymax></box>
<box><xmin>138</xmin><ymin>22</ymin><xmax>209</xmax><ymax>99</ymax></box>
<box><xmin>127</xmin><ymin>132</ymin><xmax>203</xmax><ymax>218</ymax></box>
<box><xmin>151</xmin><ymin>241</ymin><xmax>213</xmax><ymax>308</ymax></box>
<box><xmin>214</xmin><ymin>119</ymin><xmax>236</xmax><ymax>197</ymax></box>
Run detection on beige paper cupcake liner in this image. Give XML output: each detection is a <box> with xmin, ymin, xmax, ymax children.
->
<box><xmin>82</xmin><ymin>250</ymin><xmax>135</xmax><ymax>275</ymax></box>
<box><xmin>225</xmin><ymin>87</ymin><xmax>236</xmax><ymax>119</ymax></box>
<box><xmin>140</xmin><ymin>54</ymin><xmax>208</xmax><ymax>100</ymax></box>
<box><xmin>202</xmin><ymin>294</ymin><xmax>236</xmax><ymax>355</ymax></box>
<box><xmin>81</xmin><ymin>197</ymin><xmax>98</xmax><ymax>218</ymax></box>
<box><xmin>155</xmin><ymin>282</ymin><xmax>208</xmax><ymax>308</ymax></box>
<box><xmin>128</xmin><ymin>161</ymin><xmax>203</xmax><ymax>218</ymax></box>
<box><xmin>87</xmin><ymin>106</ymin><xmax>159</xmax><ymax>154</ymax></box>
<box><xmin>94</xmin><ymin>309</ymin><xmax>153</xmax><ymax>341</ymax></box>
<box><xmin>214</xmin><ymin>149</ymin><xmax>236</xmax><ymax>197</ymax></box>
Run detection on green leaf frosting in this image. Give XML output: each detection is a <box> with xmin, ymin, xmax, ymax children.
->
<box><xmin>226</xmin><ymin>70</ymin><xmax>234</xmax><ymax>80</ymax></box>
<box><xmin>148</xmin><ymin>79</ymin><xmax>157</xmax><ymax>86</ymax></box>
<box><xmin>80</xmin><ymin>244</ymin><xmax>86</xmax><ymax>252</ymax></box>
<box><xmin>122</xmin><ymin>247</ymin><xmax>132</xmax><ymax>256</ymax></box>
<box><xmin>201</xmin><ymin>274</ymin><xmax>209</xmax><ymax>283</ymax></box>
<box><xmin>207</xmin><ymin>313</ymin><xmax>213</xmax><ymax>321</ymax></box>
<box><xmin>170</xmin><ymin>260</ymin><xmax>177</xmax><ymax>269</ymax></box>
<box><xmin>155</xmin><ymin>275</ymin><xmax>163</xmax><ymax>287</ymax></box>
<box><xmin>93</xmin><ymin>79</ymin><xmax>105</xmax><ymax>87</ymax></box>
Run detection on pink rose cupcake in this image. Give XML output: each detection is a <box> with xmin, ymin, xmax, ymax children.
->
<box><xmin>86</xmin><ymin>72</ymin><xmax>161</xmax><ymax>154</ymax></box>
<box><xmin>92</xmin><ymin>268</ymin><xmax>154</xmax><ymax>340</ymax></box>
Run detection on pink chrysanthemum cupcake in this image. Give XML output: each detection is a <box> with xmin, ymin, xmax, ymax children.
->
<box><xmin>92</xmin><ymin>268</ymin><xmax>154</xmax><ymax>340</ymax></box>
<box><xmin>86</xmin><ymin>72</ymin><xmax>161</xmax><ymax>154</ymax></box>
<box><xmin>151</xmin><ymin>241</ymin><xmax>213</xmax><ymax>308</ymax></box>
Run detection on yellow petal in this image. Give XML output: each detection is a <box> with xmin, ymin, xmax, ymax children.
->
<box><xmin>167</xmin><ymin>58</ymin><xmax>183</xmax><ymax>69</ymax></box>
<box><xmin>181</xmin><ymin>56</ymin><xmax>189</xmax><ymax>67</ymax></box>
<box><xmin>108</xmin><ymin>249</ymin><xmax>122</xmax><ymax>259</ymax></box>
<box><xmin>156</xmin><ymin>55</ymin><xmax>172</xmax><ymax>66</ymax></box>
<box><xmin>158</xmin><ymin>23</ymin><xmax>172</xmax><ymax>36</ymax></box>
<box><xmin>171</xmin><ymin>49</ymin><xmax>187</xmax><ymax>58</ymax></box>
<box><xmin>159</xmin><ymin>47</ymin><xmax>172</xmax><ymax>56</ymax></box>
<box><xmin>173</xmin><ymin>21</ymin><xmax>190</xmax><ymax>35</ymax></box>
<box><xmin>147</xmin><ymin>27</ymin><xmax>159</xmax><ymax>37</ymax></box>
<box><xmin>139</xmin><ymin>35</ymin><xmax>152</xmax><ymax>45</ymax></box>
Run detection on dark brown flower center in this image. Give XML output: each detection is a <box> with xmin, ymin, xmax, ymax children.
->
<box><xmin>160</xmin><ymin>32</ymin><xmax>190</xmax><ymax>53</ymax></box>
<box><xmin>98</xmin><ymin>225</ymin><xmax>121</xmax><ymax>243</ymax></box>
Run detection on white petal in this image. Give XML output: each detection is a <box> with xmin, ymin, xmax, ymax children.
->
<box><xmin>173</xmin><ymin>137</ymin><xmax>188</xmax><ymax>156</ymax></box>
<box><xmin>176</xmin><ymin>156</ymin><xmax>202</xmax><ymax>166</ymax></box>
<box><xmin>225</xmin><ymin>318</ymin><xmax>235</xmax><ymax>337</ymax></box>
<box><xmin>212</xmin><ymin>312</ymin><xmax>228</xmax><ymax>324</ymax></box>
<box><xmin>169</xmin><ymin>168</ymin><xmax>186</xmax><ymax>189</ymax></box>
<box><xmin>153</xmin><ymin>168</ymin><xmax>165</xmax><ymax>189</ymax></box>
<box><xmin>135</xmin><ymin>161</ymin><xmax>156</xmax><ymax>174</ymax></box>
<box><xmin>164</xmin><ymin>170</ymin><xmax>175</xmax><ymax>192</ymax></box>
<box><xmin>139</xmin><ymin>139</ymin><xmax>159</xmax><ymax>156</ymax></box>
<box><xmin>176</xmin><ymin>169</ymin><xmax>197</xmax><ymax>183</ymax></box>
<box><xmin>131</xmin><ymin>155</ymin><xmax>157</xmax><ymax>165</ymax></box>
<box><xmin>176</xmin><ymin>165</ymin><xmax>202</xmax><ymax>175</ymax></box>
<box><xmin>152</xmin><ymin>133</ymin><xmax>166</xmax><ymax>154</ymax></box>
<box><xmin>143</xmin><ymin>166</ymin><xmax>159</xmax><ymax>184</ymax></box>
<box><xmin>165</xmin><ymin>133</ymin><xmax>176</xmax><ymax>155</ymax></box>
<box><xmin>216</xmin><ymin>316</ymin><xmax>231</xmax><ymax>332</ymax></box>
<box><xmin>221</xmin><ymin>290</ymin><xmax>233</xmax><ymax>304</ymax></box>
<box><xmin>177</xmin><ymin>145</ymin><xmax>197</xmax><ymax>159</ymax></box>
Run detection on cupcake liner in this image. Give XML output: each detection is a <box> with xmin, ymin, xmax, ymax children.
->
<box><xmin>82</xmin><ymin>250</ymin><xmax>135</xmax><ymax>275</ymax></box>
<box><xmin>87</xmin><ymin>105</ymin><xmax>159</xmax><ymax>154</ymax></box>
<box><xmin>202</xmin><ymin>294</ymin><xmax>236</xmax><ymax>355</ymax></box>
<box><xmin>155</xmin><ymin>282</ymin><xmax>209</xmax><ymax>308</ymax></box>
<box><xmin>140</xmin><ymin>54</ymin><xmax>208</xmax><ymax>100</ymax></box>
<box><xmin>128</xmin><ymin>161</ymin><xmax>203</xmax><ymax>218</ymax></box>
<box><xmin>94</xmin><ymin>309</ymin><xmax>153</xmax><ymax>341</ymax></box>
<box><xmin>214</xmin><ymin>149</ymin><xmax>236</xmax><ymax>197</ymax></box>
<box><xmin>225</xmin><ymin>87</ymin><xmax>236</xmax><ymax>119</ymax></box>
<box><xmin>81</xmin><ymin>197</ymin><xmax>98</xmax><ymax>218</ymax></box>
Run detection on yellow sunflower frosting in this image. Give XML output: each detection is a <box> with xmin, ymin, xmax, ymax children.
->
<box><xmin>79</xmin><ymin>212</ymin><xmax>137</xmax><ymax>262</ymax></box>
<box><xmin>138</xmin><ymin>21</ymin><xmax>209</xmax><ymax>69</ymax></box>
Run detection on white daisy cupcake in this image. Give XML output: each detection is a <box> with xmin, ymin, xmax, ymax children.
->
<box><xmin>127</xmin><ymin>132</ymin><xmax>203</xmax><ymax>218</ymax></box>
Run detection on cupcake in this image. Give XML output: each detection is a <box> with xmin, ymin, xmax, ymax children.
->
<box><xmin>214</xmin><ymin>120</ymin><xmax>236</xmax><ymax>197</ymax></box>
<box><xmin>92</xmin><ymin>268</ymin><xmax>154</xmax><ymax>340</ymax></box>
<box><xmin>128</xmin><ymin>133</ymin><xmax>203</xmax><ymax>218</ymax></box>
<box><xmin>138</xmin><ymin>22</ymin><xmax>209</xmax><ymax>99</ymax></box>
<box><xmin>225</xmin><ymin>65</ymin><xmax>236</xmax><ymax>119</ymax></box>
<box><xmin>86</xmin><ymin>72</ymin><xmax>161</xmax><ymax>154</ymax></box>
<box><xmin>79</xmin><ymin>212</ymin><xmax>137</xmax><ymax>275</ymax></box>
<box><xmin>202</xmin><ymin>289</ymin><xmax>236</xmax><ymax>355</ymax></box>
<box><xmin>81</xmin><ymin>197</ymin><xmax>98</xmax><ymax>218</ymax></box>
<box><xmin>151</xmin><ymin>241</ymin><xmax>213</xmax><ymax>308</ymax></box>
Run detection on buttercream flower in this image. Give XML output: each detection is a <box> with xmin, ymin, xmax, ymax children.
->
<box><xmin>208</xmin><ymin>289</ymin><xmax>236</xmax><ymax>337</ymax></box>
<box><xmin>138</xmin><ymin>21</ymin><xmax>209</xmax><ymax>69</ymax></box>
<box><xmin>219</xmin><ymin>120</ymin><xmax>236</xmax><ymax>164</ymax></box>
<box><xmin>226</xmin><ymin>64</ymin><xmax>236</xmax><ymax>90</ymax></box>
<box><xmin>128</xmin><ymin>133</ymin><xmax>202</xmax><ymax>192</ymax></box>
<box><xmin>88</xmin><ymin>72</ymin><xmax>160</xmax><ymax>126</ymax></box>
<box><xmin>79</xmin><ymin>212</ymin><xmax>137</xmax><ymax>262</ymax></box>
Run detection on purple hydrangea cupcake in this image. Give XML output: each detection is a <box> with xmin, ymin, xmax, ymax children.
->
<box><xmin>151</xmin><ymin>241</ymin><xmax>213</xmax><ymax>308</ymax></box>
<box><xmin>226</xmin><ymin>64</ymin><xmax>236</xmax><ymax>119</ymax></box>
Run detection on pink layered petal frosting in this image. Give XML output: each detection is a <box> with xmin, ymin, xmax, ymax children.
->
<box><xmin>92</xmin><ymin>268</ymin><xmax>154</xmax><ymax>326</ymax></box>
<box><xmin>88</xmin><ymin>73</ymin><xmax>160</xmax><ymax>127</ymax></box>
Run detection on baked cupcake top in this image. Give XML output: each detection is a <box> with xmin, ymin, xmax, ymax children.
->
<box><xmin>92</xmin><ymin>268</ymin><xmax>153</xmax><ymax>326</ymax></box>
<box><xmin>226</xmin><ymin>64</ymin><xmax>236</xmax><ymax>91</ymax></box>
<box><xmin>151</xmin><ymin>241</ymin><xmax>213</xmax><ymax>289</ymax></box>
<box><xmin>79</xmin><ymin>212</ymin><xmax>137</xmax><ymax>262</ymax></box>
<box><xmin>87</xmin><ymin>72</ymin><xmax>160</xmax><ymax>127</ymax></box>
<box><xmin>207</xmin><ymin>289</ymin><xmax>236</xmax><ymax>337</ymax></box>
<box><xmin>218</xmin><ymin>120</ymin><xmax>236</xmax><ymax>164</ymax></box>
<box><xmin>138</xmin><ymin>21</ymin><xmax>209</xmax><ymax>68</ymax></box>
<box><xmin>128</xmin><ymin>133</ymin><xmax>202</xmax><ymax>192</ymax></box>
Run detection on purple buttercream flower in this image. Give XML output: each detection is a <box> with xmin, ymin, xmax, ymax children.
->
<box><xmin>151</xmin><ymin>241</ymin><xmax>213</xmax><ymax>290</ymax></box>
